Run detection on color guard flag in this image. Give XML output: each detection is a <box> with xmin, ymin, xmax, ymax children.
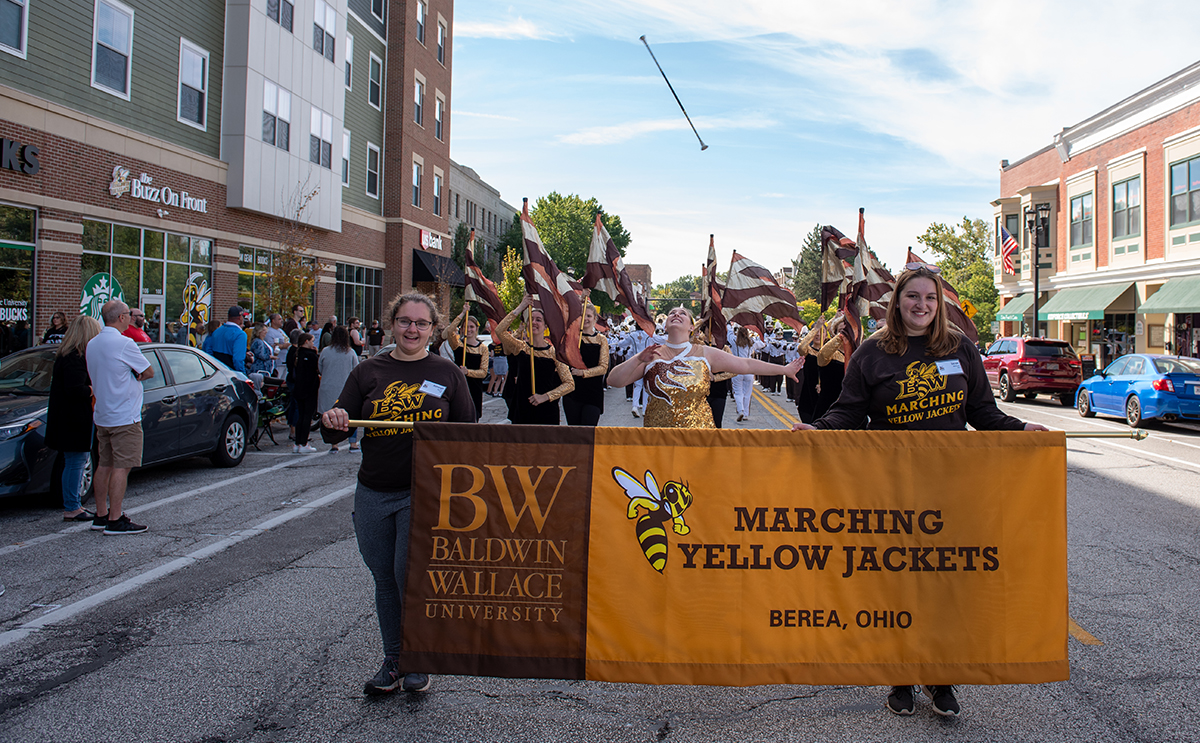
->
<box><xmin>1000</xmin><ymin>227</ymin><xmax>1019</xmax><ymax>275</ymax></box>
<box><xmin>722</xmin><ymin>250</ymin><xmax>805</xmax><ymax>336</ymax></box>
<box><xmin>819</xmin><ymin>225</ymin><xmax>858</xmax><ymax>313</ymax></box>
<box><xmin>521</xmin><ymin>200</ymin><xmax>586</xmax><ymax>369</ymax></box>
<box><xmin>906</xmin><ymin>248</ymin><xmax>979</xmax><ymax>343</ymax></box>
<box><xmin>463</xmin><ymin>231</ymin><xmax>506</xmax><ymax>336</ymax></box>
<box><xmin>583</xmin><ymin>213</ymin><xmax>655</xmax><ymax>335</ymax></box>
<box><xmin>699</xmin><ymin>235</ymin><xmax>727</xmax><ymax>344</ymax></box>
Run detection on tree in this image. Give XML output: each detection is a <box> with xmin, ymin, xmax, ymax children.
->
<box><xmin>529</xmin><ymin>193</ymin><xmax>631</xmax><ymax>315</ymax></box>
<box><xmin>796</xmin><ymin>298</ymin><xmax>836</xmax><ymax>328</ymax></box>
<box><xmin>264</xmin><ymin>181</ymin><xmax>325</xmax><ymax>321</ymax></box>
<box><xmin>497</xmin><ymin>249</ymin><xmax>524</xmax><ymax>314</ymax></box>
<box><xmin>791</xmin><ymin>224</ymin><xmax>823</xmax><ymax>303</ymax></box>
<box><xmin>651</xmin><ymin>274</ymin><xmax>702</xmax><ymax>317</ymax></box>
<box><xmin>917</xmin><ymin>217</ymin><xmax>998</xmax><ymax>342</ymax></box>
<box><xmin>496</xmin><ymin>212</ymin><xmax>523</xmax><ymax>279</ymax></box>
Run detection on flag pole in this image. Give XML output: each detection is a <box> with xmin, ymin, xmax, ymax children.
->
<box><xmin>527</xmin><ymin>305</ymin><xmax>536</xmax><ymax>394</ymax></box>
<box><xmin>461</xmin><ymin>301</ymin><xmax>469</xmax><ymax>368</ymax></box>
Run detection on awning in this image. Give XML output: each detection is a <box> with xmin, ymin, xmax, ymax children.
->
<box><xmin>1138</xmin><ymin>275</ymin><xmax>1200</xmax><ymax>315</ymax></box>
<box><xmin>412</xmin><ymin>249</ymin><xmax>464</xmax><ymax>287</ymax></box>
<box><xmin>1037</xmin><ymin>283</ymin><xmax>1132</xmax><ymax>321</ymax></box>
<box><xmin>995</xmin><ymin>294</ymin><xmax>1034</xmax><ymax>322</ymax></box>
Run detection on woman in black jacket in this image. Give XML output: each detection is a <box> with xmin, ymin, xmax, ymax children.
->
<box><xmin>292</xmin><ymin>333</ymin><xmax>321</xmax><ymax>453</ymax></box>
<box><xmin>44</xmin><ymin>315</ymin><xmax>103</xmax><ymax>521</ymax></box>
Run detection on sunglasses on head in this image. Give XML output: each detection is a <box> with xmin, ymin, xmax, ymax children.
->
<box><xmin>904</xmin><ymin>262</ymin><xmax>941</xmax><ymax>274</ymax></box>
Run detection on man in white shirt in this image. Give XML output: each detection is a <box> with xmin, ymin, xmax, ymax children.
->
<box><xmin>264</xmin><ymin>313</ymin><xmax>289</xmax><ymax>377</ymax></box>
<box><xmin>86</xmin><ymin>300</ymin><xmax>154</xmax><ymax>535</ymax></box>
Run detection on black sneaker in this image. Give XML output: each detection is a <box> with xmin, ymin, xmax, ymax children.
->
<box><xmin>364</xmin><ymin>657</ymin><xmax>402</xmax><ymax>695</ymax></box>
<box><xmin>886</xmin><ymin>685</ymin><xmax>916</xmax><ymax>715</ymax></box>
<box><xmin>923</xmin><ymin>685</ymin><xmax>960</xmax><ymax>717</ymax></box>
<box><xmin>103</xmin><ymin>514</ymin><xmax>148</xmax><ymax>535</ymax></box>
<box><xmin>402</xmin><ymin>672</ymin><xmax>431</xmax><ymax>692</ymax></box>
<box><xmin>91</xmin><ymin>513</ymin><xmax>109</xmax><ymax>531</ymax></box>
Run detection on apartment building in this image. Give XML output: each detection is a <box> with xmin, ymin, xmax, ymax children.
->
<box><xmin>447</xmin><ymin>159</ymin><xmax>514</xmax><ymax>275</ymax></box>
<box><xmin>0</xmin><ymin>0</ymin><xmax>455</xmax><ymax>342</ymax></box>
<box><xmin>994</xmin><ymin>60</ymin><xmax>1200</xmax><ymax>361</ymax></box>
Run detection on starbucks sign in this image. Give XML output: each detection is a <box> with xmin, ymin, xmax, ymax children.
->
<box><xmin>80</xmin><ymin>273</ymin><xmax>126</xmax><ymax>320</ymax></box>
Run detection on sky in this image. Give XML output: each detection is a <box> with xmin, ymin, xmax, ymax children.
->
<box><xmin>447</xmin><ymin>0</ymin><xmax>1200</xmax><ymax>286</ymax></box>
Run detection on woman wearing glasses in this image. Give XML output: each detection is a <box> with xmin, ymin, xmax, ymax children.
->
<box><xmin>495</xmin><ymin>294</ymin><xmax>574</xmax><ymax>425</ymax></box>
<box><xmin>793</xmin><ymin>264</ymin><xmax>1047</xmax><ymax>718</ymax></box>
<box><xmin>321</xmin><ymin>292</ymin><xmax>475</xmax><ymax>697</ymax></box>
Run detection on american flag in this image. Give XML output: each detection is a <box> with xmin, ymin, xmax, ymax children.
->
<box><xmin>462</xmin><ymin>230</ymin><xmax>506</xmax><ymax>337</ymax></box>
<box><xmin>1000</xmin><ymin>227</ymin><xmax>1019</xmax><ymax>275</ymax></box>
<box><xmin>521</xmin><ymin>200</ymin><xmax>586</xmax><ymax>369</ymax></box>
<box><xmin>582</xmin><ymin>213</ymin><xmax>655</xmax><ymax>335</ymax></box>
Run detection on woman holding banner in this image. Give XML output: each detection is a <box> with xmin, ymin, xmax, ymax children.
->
<box><xmin>496</xmin><ymin>295</ymin><xmax>574</xmax><ymax>425</ymax></box>
<box><xmin>563</xmin><ymin>301</ymin><xmax>609</xmax><ymax>426</ymax></box>
<box><xmin>321</xmin><ymin>292</ymin><xmax>475</xmax><ymax>696</ymax></box>
<box><xmin>441</xmin><ymin>306</ymin><xmax>490</xmax><ymax>421</ymax></box>
<box><xmin>608</xmin><ymin>306</ymin><xmax>801</xmax><ymax>428</ymax></box>
<box><xmin>793</xmin><ymin>264</ymin><xmax>1047</xmax><ymax>717</ymax></box>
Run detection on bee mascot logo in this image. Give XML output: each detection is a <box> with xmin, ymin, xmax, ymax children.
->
<box><xmin>612</xmin><ymin>467</ymin><xmax>693</xmax><ymax>573</ymax></box>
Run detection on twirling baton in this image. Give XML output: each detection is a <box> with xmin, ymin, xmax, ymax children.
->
<box><xmin>640</xmin><ymin>35</ymin><xmax>708</xmax><ymax>151</ymax></box>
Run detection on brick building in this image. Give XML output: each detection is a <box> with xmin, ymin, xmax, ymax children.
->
<box><xmin>447</xmin><ymin>160</ymin><xmax>515</xmax><ymax>276</ymax></box>
<box><xmin>994</xmin><ymin>60</ymin><xmax>1200</xmax><ymax>362</ymax></box>
<box><xmin>0</xmin><ymin>0</ymin><xmax>457</xmax><ymax>347</ymax></box>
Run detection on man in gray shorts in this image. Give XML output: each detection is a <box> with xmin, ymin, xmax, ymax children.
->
<box><xmin>86</xmin><ymin>300</ymin><xmax>154</xmax><ymax>534</ymax></box>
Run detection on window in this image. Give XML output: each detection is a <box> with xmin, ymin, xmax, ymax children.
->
<box><xmin>1</xmin><ymin>0</ymin><xmax>29</xmax><ymax>58</ymax></box>
<box><xmin>262</xmin><ymin>80</ymin><xmax>291</xmax><ymax>150</ymax></box>
<box><xmin>414</xmin><ymin>78</ymin><xmax>423</xmax><ymax>125</ymax></box>
<box><xmin>341</xmin><ymin>129</ymin><xmax>350</xmax><ymax>186</ymax></box>
<box><xmin>335</xmin><ymin>263</ymin><xmax>384</xmax><ymax>332</ymax></box>
<box><xmin>91</xmin><ymin>0</ymin><xmax>133</xmax><ymax>98</ymax></box>
<box><xmin>1112</xmin><ymin>176</ymin><xmax>1141</xmax><ymax>239</ymax></box>
<box><xmin>437</xmin><ymin>22</ymin><xmax>446</xmax><ymax>64</ymax></box>
<box><xmin>1170</xmin><ymin>156</ymin><xmax>1200</xmax><ymax>226</ymax></box>
<box><xmin>368</xmin><ymin>53</ymin><xmax>382</xmax><ymax>109</ymax></box>
<box><xmin>454</xmin><ymin>193</ymin><xmax>459</xmax><ymax>218</ymax></box>
<box><xmin>433</xmin><ymin>174</ymin><xmax>441</xmax><ymax>215</ymax></box>
<box><xmin>366</xmin><ymin>143</ymin><xmax>380</xmax><ymax>198</ymax></box>
<box><xmin>310</xmin><ymin>107</ymin><xmax>333</xmax><ymax>168</ymax></box>
<box><xmin>1069</xmin><ymin>193</ymin><xmax>1092</xmax><ymax>247</ymax></box>
<box><xmin>412</xmin><ymin>161</ymin><xmax>421</xmax><ymax>207</ymax></box>
<box><xmin>344</xmin><ymin>33</ymin><xmax>353</xmax><ymax>88</ymax></box>
<box><xmin>267</xmin><ymin>0</ymin><xmax>293</xmax><ymax>32</ymax></box>
<box><xmin>162</xmin><ymin>348</ymin><xmax>210</xmax><ymax>384</ymax></box>
<box><xmin>416</xmin><ymin>0</ymin><xmax>425</xmax><ymax>44</ymax></box>
<box><xmin>177</xmin><ymin>40</ymin><xmax>209</xmax><ymax>129</ymax></box>
<box><xmin>435</xmin><ymin>97</ymin><xmax>444</xmax><ymax>140</ymax></box>
<box><xmin>370</xmin><ymin>0</ymin><xmax>383</xmax><ymax>22</ymax></box>
<box><xmin>313</xmin><ymin>0</ymin><xmax>335</xmax><ymax>62</ymax></box>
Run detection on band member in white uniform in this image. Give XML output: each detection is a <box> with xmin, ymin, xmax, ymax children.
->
<box><xmin>727</xmin><ymin>324</ymin><xmax>766</xmax><ymax>422</ymax></box>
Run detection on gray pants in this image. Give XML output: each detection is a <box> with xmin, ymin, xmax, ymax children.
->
<box><xmin>353</xmin><ymin>483</ymin><xmax>411</xmax><ymax>658</ymax></box>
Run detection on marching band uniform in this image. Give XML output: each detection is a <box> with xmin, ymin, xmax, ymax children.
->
<box><xmin>729</xmin><ymin>330</ymin><xmax>765</xmax><ymax>421</ymax></box>
<box><xmin>624</xmin><ymin>328</ymin><xmax>653</xmax><ymax>417</ymax></box>
<box><xmin>814</xmin><ymin>334</ymin><xmax>846</xmax><ymax>420</ymax></box>
<box><xmin>496</xmin><ymin>306</ymin><xmax>574</xmax><ymax>426</ymax></box>
<box><xmin>706</xmin><ymin>343</ymin><xmax>736</xmax><ymax>428</ymax></box>
<box><xmin>796</xmin><ymin>330</ymin><xmax>821</xmax><ymax>424</ymax></box>
<box><xmin>784</xmin><ymin>341</ymin><xmax>800</xmax><ymax>401</ymax></box>
<box><xmin>642</xmin><ymin>343</ymin><xmax>715</xmax><ymax>429</ymax></box>
<box><xmin>442</xmin><ymin>326</ymin><xmax>490</xmax><ymax>422</ymax></box>
<box><xmin>563</xmin><ymin>331</ymin><xmax>609</xmax><ymax>426</ymax></box>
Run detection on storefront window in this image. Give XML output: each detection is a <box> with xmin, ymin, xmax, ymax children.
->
<box><xmin>238</xmin><ymin>245</ymin><xmax>315</xmax><ymax>322</ymax></box>
<box><xmin>334</xmin><ymin>262</ymin><xmax>382</xmax><ymax>329</ymax></box>
<box><xmin>0</xmin><ymin>204</ymin><xmax>36</xmax><ymax>355</ymax></box>
<box><xmin>82</xmin><ymin>220</ymin><xmax>213</xmax><ymax>344</ymax></box>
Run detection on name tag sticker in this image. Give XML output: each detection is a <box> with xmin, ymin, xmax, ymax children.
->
<box><xmin>936</xmin><ymin>359</ymin><xmax>965</xmax><ymax>376</ymax></box>
<box><xmin>419</xmin><ymin>380</ymin><xmax>447</xmax><ymax>398</ymax></box>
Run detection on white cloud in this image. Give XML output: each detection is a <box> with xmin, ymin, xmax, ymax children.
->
<box><xmin>454</xmin><ymin>110</ymin><xmax>521</xmax><ymax>121</ymax></box>
<box><xmin>455</xmin><ymin>17</ymin><xmax>550</xmax><ymax>40</ymax></box>
<box><xmin>558</xmin><ymin>115</ymin><xmax>775</xmax><ymax>145</ymax></box>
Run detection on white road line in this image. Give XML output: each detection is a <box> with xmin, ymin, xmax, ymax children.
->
<box><xmin>0</xmin><ymin>485</ymin><xmax>354</xmax><ymax>649</ymax></box>
<box><xmin>0</xmin><ymin>452</ymin><xmax>326</xmax><ymax>559</ymax></box>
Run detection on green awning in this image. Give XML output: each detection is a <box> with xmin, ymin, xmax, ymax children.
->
<box><xmin>1138</xmin><ymin>275</ymin><xmax>1200</xmax><ymax>315</ymax></box>
<box><xmin>995</xmin><ymin>294</ymin><xmax>1034</xmax><ymax>322</ymax></box>
<box><xmin>1037</xmin><ymin>283</ymin><xmax>1132</xmax><ymax>321</ymax></box>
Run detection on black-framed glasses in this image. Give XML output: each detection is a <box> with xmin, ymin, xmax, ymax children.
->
<box><xmin>394</xmin><ymin>318</ymin><xmax>433</xmax><ymax>330</ymax></box>
<box><xmin>904</xmin><ymin>262</ymin><xmax>941</xmax><ymax>274</ymax></box>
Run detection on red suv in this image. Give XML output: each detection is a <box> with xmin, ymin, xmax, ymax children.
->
<box><xmin>982</xmin><ymin>337</ymin><xmax>1083</xmax><ymax>406</ymax></box>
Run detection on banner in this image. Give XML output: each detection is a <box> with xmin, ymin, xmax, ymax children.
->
<box><xmin>405</xmin><ymin>425</ymin><xmax>1068</xmax><ymax>686</ymax></box>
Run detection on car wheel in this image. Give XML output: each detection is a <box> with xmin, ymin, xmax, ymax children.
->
<box><xmin>1024</xmin><ymin>392</ymin><xmax>1038</xmax><ymax>400</ymax></box>
<box><xmin>1077</xmin><ymin>390</ymin><xmax>1095</xmax><ymax>418</ymax></box>
<box><xmin>211</xmin><ymin>414</ymin><xmax>247</xmax><ymax>468</ymax></box>
<box><xmin>80</xmin><ymin>450</ymin><xmax>97</xmax><ymax>501</ymax></box>
<box><xmin>1125</xmin><ymin>396</ymin><xmax>1144</xmax><ymax>428</ymax></box>
<box><xmin>999</xmin><ymin>373</ymin><xmax>1016</xmax><ymax>402</ymax></box>
<box><xmin>1060</xmin><ymin>388</ymin><xmax>1078</xmax><ymax>407</ymax></box>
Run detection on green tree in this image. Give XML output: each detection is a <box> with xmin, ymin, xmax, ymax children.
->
<box><xmin>917</xmin><ymin>217</ymin><xmax>998</xmax><ymax>342</ymax></box>
<box><xmin>497</xmin><ymin>249</ymin><xmax>524</xmax><ymax>314</ymax></box>
<box><xmin>496</xmin><ymin>212</ymin><xmax>523</xmax><ymax>279</ymax></box>
<box><xmin>792</xmin><ymin>224</ymin><xmax>823</xmax><ymax>303</ymax></box>
<box><xmin>651</xmin><ymin>275</ymin><xmax>702</xmax><ymax>317</ymax></box>
<box><xmin>529</xmin><ymin>193</ymin><xmax>631</xmax><ymax>315</ymax></box>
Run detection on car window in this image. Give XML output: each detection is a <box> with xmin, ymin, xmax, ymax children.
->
<box><xmin>1104</xmin><ymin>358</ymin><xmax>1130</xmax><ymax>376</ymax></box>
<box><xmin>140</xmin><ymin>351</ymin><xmax>166</xmax><ymax>391</ymax></box>
<box><xmin>161</xmin><ymin>349</ymin><xmax>211</xmax><ymax>385</ymax></box>
<box><xmin>985</xmin><ymin>341</ymin><xmax>1003</xmax><ymax>355</ymax></box>
<box><xmin>1123</xmin><ymin>358</ymin><xmax>1145</xmax><ymax>376</ymax></box>
<box><xmin>1024</xmin><ymin>342</ymin><xmax>1075</xmax><ymax>358</ymax></box>
<box><xmin>1154</xmin><ymin>358</ymin><xmax>1200</xmax><ymax>374</ymax></box>
<box><xmin>0</xmin><ymin>349</ymin><xmax>56</xmax><ymax>394</ymax></box>
<box><xmin>1003</xmin><ymin>340</ymin><xmax>1019</xmax><ymax>354</ymax></box>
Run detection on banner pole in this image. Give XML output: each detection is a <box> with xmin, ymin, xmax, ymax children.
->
<box><xmin>348</xmin><ymin>420</ymin><xmax>414</xmax><ymax>429</ymax></box>
<box><xmin>1064</xmin><ymin>430</ymin><xmax>1149</xmax><ymax>440</ymax></box>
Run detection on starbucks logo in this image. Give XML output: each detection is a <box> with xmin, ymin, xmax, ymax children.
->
<box><xmin>80</xmin><ymin>273</ymin><xmax>126</xmax><ymax>320</ymax></box>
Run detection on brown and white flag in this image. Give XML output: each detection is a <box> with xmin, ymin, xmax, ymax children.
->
<box><xmin>582</xmin><ymin>213</ymin><xmax>655</xmax><ymax>335</ymax></box>
<box><xmin>521</xmin><ymin>200</ymin><xmax>586</xmax><ymax>368</ymax></box>
<box><xmin>699</xmin><ymin>235</ymin><xmax>727</xmax><ymax>344</ymax></box>
<box><xmin>463</xmin><ymin>230</ymin><xmax>506</xmax><ymax>336</ymax></box>
<box><xmin>721</xmin><ymin>250</ymin><xmax>805</xmax><ymax>336</ymax></box>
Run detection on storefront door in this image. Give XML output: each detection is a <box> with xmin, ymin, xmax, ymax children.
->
<box><xmin>141</xmin><ymin>297</ymin><xmax>163</xmax><ymax>343</ymax></box>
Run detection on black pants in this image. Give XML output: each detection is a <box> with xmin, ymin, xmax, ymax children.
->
<box><xmin>563</xmin><ymin>396</ymin><xmax>602</xmax><ymax>426</ymax></box>
<box><xmin>295</xmin><ymin>395</ymin><xmax>317</xmax><ymax>446</ymax></box>
<box><xmin>707</xmin><ymin>393</ymin><xmax>727</xmax><ymax>428</ymax></box>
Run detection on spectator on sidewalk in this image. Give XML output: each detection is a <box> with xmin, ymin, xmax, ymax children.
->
<box><xmin>46</xmin><ymin>314</ymin><xmax>103</xmax><ymax>521</ymax></box>
<box><xmin>122</xmin><ymin>307</ymin><xmax>152</xmax><ymax>343</ymax></box>
<box><xmin>86</xmin><ymin>300</ymin><xmax>154</xmax><ymax>535</ymax></box>
<box><xmin>41</xmin><ymin>311</ymin><xmax>68</xmax><ymax>345</ymax></box>
<box><xmin>318</xmin><ymin>325</ymin><xmax>360</xmax><ymax>451</ymax></box>
<box><xmin>264</xmin><ymin>313</ymin><xmax>289</xmax><ymax>377</ymax></box>
<box><xmin>292</xmin><ymin>333</ymin><xmax>320</xmax><ymax>453</ymax></box>
<box><xmin>207</xmin><ymin>306</ymin><xmax>248</xmax><ymax>372</ymax></box>
<box><xmin>366</xmin><ymin>320</ymin><xmax>384</xmax><ymax>357</ymax></box>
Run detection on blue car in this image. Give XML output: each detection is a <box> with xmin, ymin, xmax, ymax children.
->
<box><xmin>1076</xmin><ymin>354</ymin><xmax>1200</xmax><ymax>426</ymax></box>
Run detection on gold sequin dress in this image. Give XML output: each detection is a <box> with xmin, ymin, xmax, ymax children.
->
<box><xmin>642</xmin><ymin>345</ymin><xmax>714</xmax><ymax>429</ymax></box>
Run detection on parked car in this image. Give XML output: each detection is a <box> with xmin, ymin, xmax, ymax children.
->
<box><xmin>0</xmin><ymin>343</ymin><xmax>258</xmax><ymax>500</ymax></box>
<box><xmin>982</xmin><ymin>336</ymin><xmax>1082</xmax><ymax>405</ymax></box>
<box><xmin>1076</xmin><ymin>354</ymin><xmax>1200</xmax><ymax>426</ymax></box>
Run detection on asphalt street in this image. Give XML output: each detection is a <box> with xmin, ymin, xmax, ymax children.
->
<box><xmin>0</xmin><ymin>382</ymin><xmax>1197</xmax><ymax>742</ymax></box>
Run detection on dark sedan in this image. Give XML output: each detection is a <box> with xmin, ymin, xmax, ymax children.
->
<box><xmin>0</xmin><ymin>343</ymin><xmax>258</xmax><ymax>500</ymax></box>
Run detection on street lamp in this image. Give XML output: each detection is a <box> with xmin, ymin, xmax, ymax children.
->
<box><xmin>1025</xmin><ymin>202</ymin><xmax>1051</xmax><ymax>338</ymax></box>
